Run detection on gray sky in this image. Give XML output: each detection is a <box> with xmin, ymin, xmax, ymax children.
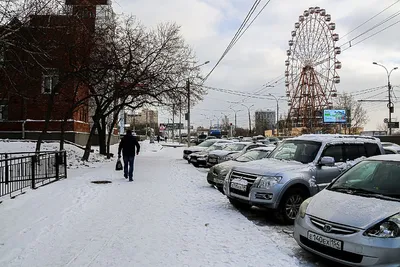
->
<box><xmin>114</xmin><ymin>0</ymin><xmax>400</xmax><ymax>131</ymax></box>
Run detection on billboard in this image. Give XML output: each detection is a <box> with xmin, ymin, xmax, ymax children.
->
<box><xmin>323</xmin><ymin>109</ymin><xmax>347</xmax><ymax>123</ymax></box>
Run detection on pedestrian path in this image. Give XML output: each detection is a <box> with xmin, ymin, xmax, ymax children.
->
<box><xmin>0</xmin><ymin>145</ymin><xmax>301</xmax><ymax>267</ymax></box>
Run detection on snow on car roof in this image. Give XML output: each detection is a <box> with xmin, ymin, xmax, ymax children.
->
<box><xmin>368</xmin><ymin>154</ymin><xmax>400</xmax><ymax>161</ymax></box>
<box><xmin>287</xmin><ymin>134</ymin><xmax>381</xmax><ymax>144</ymax></box>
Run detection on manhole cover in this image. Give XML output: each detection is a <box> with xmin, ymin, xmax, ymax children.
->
<box><xmin>91</xmin><ymin>180</ymin><xmax>112</xmax><ymax>184</ymax></box>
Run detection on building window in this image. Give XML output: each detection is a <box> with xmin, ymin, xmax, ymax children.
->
<box><xmin>0</xmin><ymin>103</ymin><xmax>8</xmax><ymax>121</ymax></box>
<box><xmin>42</xmin><ymin>69</ymin><xmax>59</xmax><ymax>94</ymax></box>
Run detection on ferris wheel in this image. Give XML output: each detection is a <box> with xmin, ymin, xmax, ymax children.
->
<box><xmin>285</xmin><ymin>7</ymin><xmax>341</xmax><ymax>128</ymax></box>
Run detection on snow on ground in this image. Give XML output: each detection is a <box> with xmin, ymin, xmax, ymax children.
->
<box><xmin>0</xmin><ymin>142</ymin><xmax>309</xmax><ymax>267</ymax></box>
<box><xmin>0</xmin><ymin>139</ymin><xmax>162</xmax><ymax>169</ymax></box>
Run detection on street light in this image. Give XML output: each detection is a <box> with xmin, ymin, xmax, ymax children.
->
<box><xmin>200</xmin><ymin>113</ymin><xmax>212</xmax><ymax>129</ymax></box>
<box><xmin>241</xmin><ymin>103</ymin><xmax>254</xmax><ymax>135</ymax></box>
<box><xmin>187</xmin><ymin>61</ymin><xmax>210</xmax><ymax>147</ymax></box>
<box><xmin>229</xmin><ymin>107</ymin><xmax>242</xmax><ymax>137</ymax></box>
<box><xmin>268</xmin><ymin>94</ymin><xmax>286</xmax><ymax>137</ymax></box>
<box><xmin>372</xmin><ymin>62</ymin><xmax>398</xmax><ymax>135</ymax></box>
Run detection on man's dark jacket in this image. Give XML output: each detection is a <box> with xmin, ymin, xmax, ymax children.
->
<box><xmin>118</xmin><ymin>134</ymin><xmax>140</xmax><ymax>157</ymax></box>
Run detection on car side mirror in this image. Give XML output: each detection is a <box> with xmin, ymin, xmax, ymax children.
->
<box><xmin>320</xmin><ymin>156</ymin><xmax>335</xmax><ymax>167</ymax></box>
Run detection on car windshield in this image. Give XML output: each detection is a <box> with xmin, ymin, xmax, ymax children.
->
<box><xmin>224</xmin><ymin>143</ymin><xmax>247</xmax><ymax>151</ymax></box>
<box><xmin>329</xmin><ymin>160</ymin><xmax>400</xmax><ymax>200</ymax></box>
<box><xmin>205</xmin><ymin>143</ymin><xmax>227</xmax><ymax>151</ymax></box>
<box><xmin>197</xmin><ymin>140</ymin><xmax>217</xmax><ymax>147</ymax></box>
<box><xmin>236</xmin><ymin>150</ymin><xmax>270</xmax><ymax>162</ymax></box>
<box><xmin>268</xmin><ymin>140</ymin><xmax>321</xmax><ymax>164</ymax></box>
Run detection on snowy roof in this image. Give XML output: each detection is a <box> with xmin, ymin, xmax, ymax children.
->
<box><xmin>288</xmin><ymin>134</ymin><xmax>381</xmax><ymax>144</ymax></box>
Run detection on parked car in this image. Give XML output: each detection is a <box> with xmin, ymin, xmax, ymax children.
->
<box><xmin>267</xmin><ymin>136</ymin><xmax>280</xmax><ymax>145</ymax></box>
<box><xmin>381</xmin><ymin>142</ymin><xmax>400</xmax><ymax>154</ymax></box>
<box><xmin>188</xmin><ymin>141</ymin><xmax>232</xmax><ymax>167</ymax></box>
<box><xmin>223</xmin><ymin>134</ymin><xmax>385</xmax><ymax>223</ymax></box>
<box><xmin>207</xmin><ymin>146</ymin><xmax>276</xmax><ymax>192</ymax></box>
<box><xmin>195</xmin><ymin>134</ymin><xmax>208</xmax><ymax>145</ymax></box>
<box><xmin>206</xmin><ymin>142</ymin><xmax>265</xmax><ymax>167</ymax></box>
<box><xmin>258</xmin><ymin>139</ymin><xmax>272</xmax><ymax>145</ymax></box>
<box><xmin>294</xmin><ymin>154</ymin><xmax>400</xmax><ymax>267</ymax></box>
<box><xmin>183</xmin><ymin>139</ymin><xmax>223</xmax><ymax>160</ymax></box>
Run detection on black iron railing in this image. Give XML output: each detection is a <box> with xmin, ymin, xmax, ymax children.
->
<box><xmin>0</xmin><ymin>151</ymin><xmax>67</xmax><ymax>199</ymax></box>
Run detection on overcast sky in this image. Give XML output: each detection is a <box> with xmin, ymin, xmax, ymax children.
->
<box><xmin>114</xmin><ymin>0</ymin><xmax>400</xmax><ymax>131</ymax></box>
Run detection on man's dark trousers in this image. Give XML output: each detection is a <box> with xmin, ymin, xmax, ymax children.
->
<box><xmin>123</xmin><ymin>156</ymin><xmax>135</xmax><ymax>181</ymax></box>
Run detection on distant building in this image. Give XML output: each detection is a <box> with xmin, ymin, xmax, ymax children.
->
<box><xmin>255</xmin><ymin>110</ymin><xmax>276</xmax><ymax>135</ymax></box>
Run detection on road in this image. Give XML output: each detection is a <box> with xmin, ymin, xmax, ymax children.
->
<box><xmin>195</xmin><ymin>167</ymin><xmax>345</xmax><ymax>267</ymax></box>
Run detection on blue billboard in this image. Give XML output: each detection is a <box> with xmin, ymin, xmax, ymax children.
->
<box><xmin>323</xmin><ymin>109</ymin><xmax>347</xmax><ymax>123</ymax></box>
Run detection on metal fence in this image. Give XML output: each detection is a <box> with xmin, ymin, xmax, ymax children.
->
<box><xmin>0</xmin><ymin>151</ymin><xmax>67</xmax><ymax>199</ymax></box>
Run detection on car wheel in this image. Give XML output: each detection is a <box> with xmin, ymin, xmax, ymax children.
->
<box><xmin>229</xmin><ymin>198</ymin><xmax>251</xmax><ymax>210</ymax></box>
<box><xmin>276</xmin><ymin>187</ymin><xmax>308</xmax><ymax>224</ymax></box>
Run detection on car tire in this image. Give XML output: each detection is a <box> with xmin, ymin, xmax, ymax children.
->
<box><xmin>276</xmin><ymin>187</ymin><xmax>308</xmax><ymax>224</ymax></box>
<box><xmin>228</xmin><ymin>198</ymin><xmax>251</xmax><ymax>210</ymax></box>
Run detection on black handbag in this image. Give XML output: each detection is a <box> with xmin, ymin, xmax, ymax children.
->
<box><xmin>115</xmin><ymin>159</ymin><xmax>123</xmax><ymax>171</ymax></box>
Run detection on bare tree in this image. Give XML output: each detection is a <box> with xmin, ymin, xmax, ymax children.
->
<box><xmin>335</xmin><ymin>92</ymin><xmax>368</xmax><ymax>134</ymax></box>
<box><xmin>80</xmin><ymin>17</ymin><xmax>205</xmax><ymax>160</ymax></box>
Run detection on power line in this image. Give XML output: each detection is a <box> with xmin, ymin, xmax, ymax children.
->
<box><xmin>342</xmin><ymin>18</ymin><xmax>400</xmax><ymax>52</ymax></box>
<box><xmin>340</xmin><ymin>0</ymin><xmax>400</xmax><ymax>41</ymax></box>
<box><xmin>203</xmin><ymin>0</ymin><xmax>272</xmax><ymax>82</ymax></box>
<box><xmin>231</xmin><ymin>0</ymin><xmax>272</xmax><ymax>48</ymax></box>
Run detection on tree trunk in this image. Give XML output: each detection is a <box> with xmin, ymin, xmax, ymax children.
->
<box><xmin>98</xmin><ymin>116</ymin><xmax>107</xmax><ymax>155</ymax></box>
<box><xmin>35</xmin><ymin>92</ymin><xmax>56</xmax><ymax>152</ymax></box>
<box><xmin>59</xmin><ymin>117</ymin><xmax>67</xmax><ymax>151</ymax></box>
<box><xmin>106</xmin><ymin>111</ymin><xmax>120</xmax><ymax>159</ymax></box>
<box><xmin>82</xmin><ymin>123</ymin><xmax>97</xmax><ymax>161</ymax></box>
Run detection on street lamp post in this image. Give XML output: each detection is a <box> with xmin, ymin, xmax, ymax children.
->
<box><xmin>268</xmin><ymin>94</ymin><xmax>285</xmax><ymax>137</ymax></box>
<box><xmin>241</xmin><ymin>103</ymin><xmax>254</xmax><ymax>136</ymax></box>
<box><xmin>229</xmin><ymin>108</ymin><xmax>241</xmax><ymax>137</ymax></box>
<box><xmin>187</xmin><ymin>61</ymin><xmax>210</xmax><ymax>147</ymax></box>
<box><xmin>373</xmin><ymin>62</ymin><xmax>398</xmax><ymax>135</ymax></box>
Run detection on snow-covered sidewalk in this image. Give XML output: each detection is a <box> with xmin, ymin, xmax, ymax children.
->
<box><xmin>0</xmin><ymin>142</ymin><xmax>301</xmax><ymax>267</ymax></box>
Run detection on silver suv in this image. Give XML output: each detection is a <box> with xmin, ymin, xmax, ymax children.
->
<box><xmin>223</xmin><ymin>134</ymin><xmax>385</xmax><ymax>224</ymax></box>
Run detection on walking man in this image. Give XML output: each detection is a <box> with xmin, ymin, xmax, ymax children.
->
<box><xmin>118</xmin><ymin>129</ymin><xmax>140</xmax><ymax>181</ymax></box>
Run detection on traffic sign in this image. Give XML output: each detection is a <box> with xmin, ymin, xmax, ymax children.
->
<box><xmin>388</xmin><ymin>122</ymin><xmax>399</xmax><ymax>128</ymax></box>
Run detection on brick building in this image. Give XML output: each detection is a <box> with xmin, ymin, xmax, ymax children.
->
<box><xmin>0</xmin><ymin>0</ymin><xmax>112</xmax><ymax>145</ymax></box>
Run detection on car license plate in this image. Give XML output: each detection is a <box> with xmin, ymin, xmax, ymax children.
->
<box><xmin>307</xmin><ymin>231</ymin><xmax>342</xmax><ymax>250</ymax></box>
<box><xmin>231</xmin><ymin>181</ymin><xmax>248</xmax><ymax>191</ymax></box>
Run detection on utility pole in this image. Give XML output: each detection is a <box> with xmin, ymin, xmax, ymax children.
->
<box><xmin>241</xmin><ymin>104</ymin><xmax>254</xmax><ymax>136</ymax></box>
<box><xmin>186</xmin><ymin>79</ymin><xmax>191</xmax><ymax>147</ymax></box>
<box><xmin>229</xmin><ymin>108</ymin><xmax>241</xmax><ymax>137</ymax></box>
<box><xmin>172</xmin><ymin>103</ymin><xmax>175</xmax><ymax>143</ymax></box>
<box><xmin>268</xmin><ymin>94</ymin><xmax>285</xmax><ymax>137</ymax></box>
<box><xmin>186</xmin><ymin>60</ymin><xmax>210</xmax><ymax>147</ymax></box>
<box><xmin>145</xmin><ymin>109</ymin><xmax>148</xmax><ymax>138</ymax></box>
<box><xmin>179</xmin><ymin>98</ymin><xmax>182</xmax><ymax>143</ymax></box>
<box><xmin>372</xmin><ymin>62</ymin><xmax>398</xmax><ymax>135</ymax></box>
